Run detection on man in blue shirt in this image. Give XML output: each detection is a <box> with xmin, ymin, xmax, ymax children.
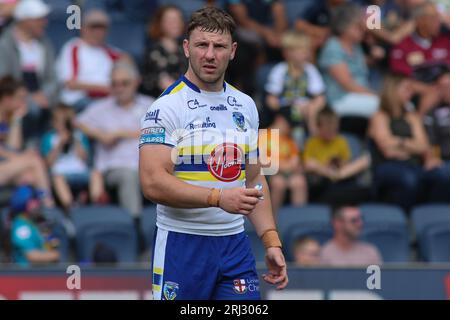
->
<box><xmin>10</xmin><ymin>185</ymin><xmax>59</xmax><ymax>266</ymax></box>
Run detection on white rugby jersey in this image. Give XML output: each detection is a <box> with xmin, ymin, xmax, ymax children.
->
<box><xmin>140</xmin><ymin>75</ymin><xmax>259</xmax><ymax>236</ymax></box>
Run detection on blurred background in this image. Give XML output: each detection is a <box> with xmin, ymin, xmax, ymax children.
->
<box><xmin>0</xmin><ymin>0</ymin><xmax>450</xmax><ymax>299</ymax></box>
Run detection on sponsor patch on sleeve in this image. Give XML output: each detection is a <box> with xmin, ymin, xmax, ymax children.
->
<box><xmin>139</xmin><ymin>127</ymin><xmax>165</xmax><ymax>146</ymax></box>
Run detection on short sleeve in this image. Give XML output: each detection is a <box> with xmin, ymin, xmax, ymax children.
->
<box><xmin>305</xmin><ymin>63</ymin><xmax>325</xmax><ymax>96</ymax></box>
<box><xmin>264</xmin><ymin>63</ymin><xmax>287</xmax><ymax>96</ymax></box>
<box><xmin>318</xmin><ymin>38</ymin><xmax>345</xmax><ymax>70</ymax></box>
<box><xmin>303</xmin><ymin>138</ymin><xmax>316</xmax><ymax>162</ymax></box>
<box><xmin>140</xmin><ymin>97</ymin><xmax>179</xmax><ymax>148</ymax></box>
<box><xmin>12</xmin><ymin>225</ymin><xmax>38</xmax><ymax>253</ymax></box>
<box><xmin>76</xmin><ymin>102</ymin><xmax>103</xmax><ymax>129</ymax></box>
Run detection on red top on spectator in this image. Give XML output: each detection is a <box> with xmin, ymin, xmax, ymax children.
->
<box><xmin>390</xmin><ymin>33</ymin><xmax>450</xmax><ymax>76</ymax></box>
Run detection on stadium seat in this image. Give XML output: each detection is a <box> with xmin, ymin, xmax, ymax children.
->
<box><xmin>72</xmin><ymin>206</ymin><xmax>137</xmax><ymax>263</ymax></box>
<box><xmin>141</xmin><ymin>206</ymin><xmax>157</xmax><ymax>251</ymax></box>
<box><xmin>412</xmin><ymin>204</ymin><xmax>450</xmax><ymax>261</ymax></box>
<box><xmin>277</xmin><ymin>205</ymin><xmax>332</xmax><ymax>261</ymax></box>
<box><xmin>342</xmin><ymin>133</ymin><xmax>363</xmax><ymax>160</ymax></box>
<box><xmin>244</xmin><ymin>217</ymin><xmax>265</xmax><ymax>262</ymax></box>
<box><xmin>47</xmin><ymin>18</ymin><xmax>80</xmax><ymax>55</ymax></box>
<box><xmin>107</xmin><ymin>21</ymin><xmax>146</xmax><ymax>65</ymax></box>
<box><xmin>422</xmin><ymin>223</ymin><xmax>450</xmax><ymax>262</ymax></box>
<box><xmin>360</xmin><ymin>204</ymin><xmax>410</xmax><ymax>262</ymax></box>
<box><xmin>284</xmin><ymin>0</ymin><xmax>316</xmax><ymax>26</ymax></box>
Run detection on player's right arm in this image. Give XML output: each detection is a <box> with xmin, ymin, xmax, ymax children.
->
<box><xmin>139</xmin><ymin>144</ymin><xmax>262</xmax><ymax>212</ymax></box>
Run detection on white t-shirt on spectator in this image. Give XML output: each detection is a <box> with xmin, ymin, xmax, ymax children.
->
<box><xmin>17</xmin><ymin>39</ymin><xmax>45</xmax><ymax>73</ymax></box>
<box><xmin>57</xmin><ymin>37</ymin><xmax>120</xmax><ymax>105</ymax></box>
<box><xmin>76</xmin><ymin>94</ymin><xmax>154</xmax><ymax>173</ymax></box>
<box><xmin>265</xmin><ymin>62</ymin><xmax>325</xmax><ymax>99</ymax></box>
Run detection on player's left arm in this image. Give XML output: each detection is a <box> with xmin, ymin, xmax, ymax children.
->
<box><xmin>245</xmin><ymin>161</ymin><xmax>288</xmax><ymax>290</ymax></box>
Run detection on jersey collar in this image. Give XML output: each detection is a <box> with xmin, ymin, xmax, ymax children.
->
<box><xmin>181</xmin><ymin>75</ymin><xmax>226</xmax><ymax>93</ymax></box>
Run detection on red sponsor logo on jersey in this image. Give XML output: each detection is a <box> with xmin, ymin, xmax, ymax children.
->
<box><xmin>208</xmin><ymin>143</ymin><xmax>243</xmax><ymax>182</ymax></box>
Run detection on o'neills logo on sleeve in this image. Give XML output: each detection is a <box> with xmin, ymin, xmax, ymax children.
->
<box><xmin>207</xmin><ymin>143</ymin><xmax>244</xmax><ymax>182</ymax></box>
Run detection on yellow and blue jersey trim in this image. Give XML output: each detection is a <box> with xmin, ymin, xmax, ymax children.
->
<box><xmin>160</xmin><ymin>75</ymin><xmax>227</xmax><ymax>97</ymax></box>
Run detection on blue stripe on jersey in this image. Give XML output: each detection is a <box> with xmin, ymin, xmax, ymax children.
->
<box><xmin>159</xmin><ymin>78</ymin><xmax>183</xmax><ymax>97</ymax></box>
<box><xmin>175</xmin><ymin>162</ymin><xmax>245</xmax><ymax>172</ymax></box>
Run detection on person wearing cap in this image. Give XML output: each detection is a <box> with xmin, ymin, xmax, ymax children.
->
<box><xmin>57</xmin><ymin>9</ymin><xmax>126</xmax><ymax>112</ymax></box>
<box><xmin>0</xmin><ymin>0</ymin><xmax>58</xmax><ymax>141</ymax></box>
<box><xmin>10</xmin><ymin>185</ymin><xmax>60</xmax><ymax>266</ymax></box>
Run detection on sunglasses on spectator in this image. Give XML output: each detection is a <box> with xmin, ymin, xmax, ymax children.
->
<box><xmin>347</xmin><ymin>216</ymin><xmax>363</xmax><ymax>224</ymax></box>
<box><xmin>88</xmin><ymin>23</ymin><xmax>108</xmax><ymax>29</ymax></box>
<box><xmin>111</xmin><ymin>80</ymin><xmax>133</xmax><ymax>87</ymax></box>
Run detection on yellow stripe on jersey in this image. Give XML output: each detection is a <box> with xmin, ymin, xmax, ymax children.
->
<box><xmin>169</xmin><ymin>82</ymin><xmax>186</xmax><ymax>94</ymax></box>
<box><xmin>175</xmin><ymin>170</ymin><xmax>246</xmax><ymax>181</ymax></box>
<box><xmin>178</xmin><ymin>144</ymin><xmax>252</xmax><ymax>156</ymax></box>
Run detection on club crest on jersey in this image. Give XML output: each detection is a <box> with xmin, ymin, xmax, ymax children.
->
<box><xmin>208</xmin><ymin>143</ymin><xmax>244</xmax><ymax>182</ymax></box>
<box><xmin>233</xmin><ymin>279</ymin><xmax>247</xmax><ymax>294</ymax></box>
<box><xmin>232</xmin><ymin>112</ymin><xmax>247</xmax><ymax>132</ymax></box>
<box><xmin>163</xmin><ymin>281</ymin><xmax>179</xmax><ymax>300</ymax></box>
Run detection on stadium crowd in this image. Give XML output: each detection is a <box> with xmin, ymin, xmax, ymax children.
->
<box><xmin>0</xmin><ymin>0</ymin><xmax>450</xmax><ymax>267</ymax></box>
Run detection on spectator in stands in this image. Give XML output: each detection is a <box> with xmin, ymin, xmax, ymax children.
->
<box><xmin>368</xmin><ymin>73</ymin><xmax>449</xmax><ymax>209</ymax></box>
<box><xmin>366</xmin><ymin>0</ymin><xmax>417</xmax><ymax>46</ymax></box>
<box><xmin>320</xmin><ymin>206</ymin><xmax>382</xmax><ymax>266</ymax></box>
<box><xmin>259</xmin><ymin>115</ymin><xmax>307</xmax><ymax>214</ymax></box>
<box><xmin>303</xmin><ymin>107</ymin><xmax>370</xmax><ymax>204</ymax></box>
<box><xmin>57</xmin><ymin>9</ymin><xmax>125</xmax><ymax>111</ymax></box>
<box><xmin>141</xmin><ymin>5</ymin><xmax>188</xmax><ymax>97</ymax></box>
<box><xmin>41</xmin><ymin>104</ymin><xmax>103</xmax><ymax>212</ymax></box>
<box><xmin>225</xmin><ymin>0</ymin><xmax>288</xmax><ymax>95</ymax></box>
<box><xmin>76</xmin><ymin>60</ymin><xmax>154</xmax><ymax>223</ymax></box>
<box><xmin>293</xmin><ymin>236</ymin><xmax>321</xmax><ymax>267</ymax></box>
<box><xmin>157</xmin><ymin>0</ymin><xmax>220</xmax><ymax>21</ymax></box>
<box><xmin>265</xmin><ymin>31</ymin><xmax>325</xmax><ymax>139</ymax></box>
<box><xmin>294</xmin><ymin>0</ymin><xmax>346</xmax><ymax>56</ymax></box>
<box><xmin>0</xmin><ymin>76</ymin><xmax>53</xmax><ymax>207</ymax></box>
<box><xmin>423</xmin><ymin>64</ymin><xmax>450</xmax><ymax>202</ymax></box>
<box><xmin>9</xmin><ymin>185</ymin><xmax>60</xmax><ymax>266</ymax></box>
<box><xmin>390</xmin><ymin>1</ymin><xmax>450</xmax><ymax>77</ymax></box>
<box><xmin>318</xmin><ymin>3</ymin><xmax>379</xmax><ymax>118</ymax></box>
<box><xmin>0</xmin><ymin>0</ymin><xmax>58</xmax><ymax>141</ymax></box>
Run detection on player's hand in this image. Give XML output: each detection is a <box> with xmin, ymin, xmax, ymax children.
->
<box><xmin>263</xmin><ymin>247</ymin><xmax>288</xmax><ymax>290</ymax></box>
<box><xmin>218</xmin><ymin>187</ymin><xmax>263</xmax><ymax>215</ymax></box>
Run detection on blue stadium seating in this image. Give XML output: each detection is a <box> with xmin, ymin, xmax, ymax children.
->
<box><xmin>412</xmin><ymin>204</ymin><xmax>450</xmax><ymax>261</ymax></box>
<box><xmin>46</xmin><ymin>19</ymin><xmax>79</xmax><ymax>55</ymax></box>
<box><xmin>107</xmin><ymin>21</ymin><xmax>146</xmax><ymax>66</ymax></box>
<box><xmin>244</xmin><ymin>217</ymin><xmax>265</xmax><ymax>262</ymax></box>
<box><xmin>360</xmin><ymin>204</ymin><xmax>410</xmax><ymax>262</ymax></box>
<box><xmin>342</xmin><ymin>133</ymin><xmax>363</xmax><ymax>160</ymax></box>
<box><xmin>72</xmin><ymin>206</ymin><xmax>137</xmax><ymax>263</ymax></box>
<box><xmin>141</xmin><ymin>206</ymin><xmax>157</xmax><ymax>251</ymax></box>
<box><xmin>284</xmin><ymin>0</ymin><xmax>316</xmax><ymax>26</ymax></box>
<box><xmin>422</xmin><ymin>223</ymin><xmax>450</xmax><ymax>262</ymax></box>
<box><xmin>277</xmin><ymin>205</ymin><xmax>332</xmax><ymax>261</ymax></box>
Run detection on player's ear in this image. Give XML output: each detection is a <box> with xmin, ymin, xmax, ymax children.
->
<box><xmin>183</xmin><ymin>39</ymin><xmax>190</xmax><ymax>58</ymax></box>
<box><xmin>229</xmin><ymin>41</ymin><xmax>237</xmax><ymax>61</ymax></box>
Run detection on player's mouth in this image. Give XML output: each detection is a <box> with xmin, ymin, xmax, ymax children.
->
<box><xmin>203</xmin><ymin>64</ymin><xmax>217</xmax><ymax>73</ymax></box>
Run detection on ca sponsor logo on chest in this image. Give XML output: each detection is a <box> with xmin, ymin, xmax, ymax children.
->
<box><xmin>207</xmin><ymin>143</ymin><xmax>244</xmax><ymax>182</ymax></box>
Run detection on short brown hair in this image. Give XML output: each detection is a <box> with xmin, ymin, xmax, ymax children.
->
<box><xmin>0</xmin><ymin>76</ymin><xmax>24</xmax><ymax>101</ymax></box>
<box><xmin>316</xmin><ymin>106</ymin><xmax>338</xmax><ymax>126</ymax></box>
<box><xmin>187</xmin><ymin>7</ymin><xmax>236</xmax><ymax>39</ymax></box>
